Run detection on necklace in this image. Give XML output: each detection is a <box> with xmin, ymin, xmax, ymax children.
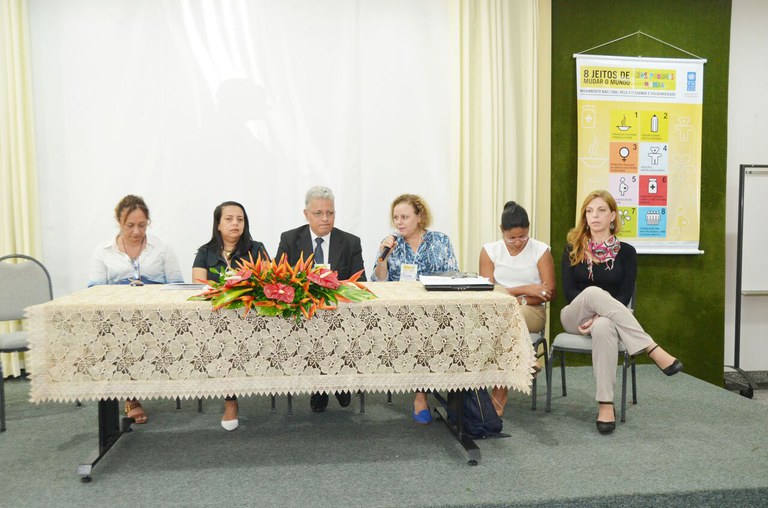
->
<box><xmin>505</xmin><ymin>240</ymin><xmax>526</xmax><ymax>256</ymax></box>
<box><xmin>120</xmin><ymin>235</ymin><xmax>145</xmax><ymax>282</ymax></box>
<box><xmin>120</xmin><ymin>235</ymin><xmax>145</xmax><ymax>261</ymax></box>
<box><xmin>222</xmin><ymin>246</ymin><xmax>236</xmax><ymax>269</ymax></box>
<box><xmin>222</xmin><ymin>243</ymin><xmax>238</xmax><ymax>258</ymax></box>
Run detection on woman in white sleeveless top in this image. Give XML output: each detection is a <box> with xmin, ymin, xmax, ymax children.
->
<box><xmin>479</xmin><ymin>201</ymin><xmax>555</xmax><ymax>416</ymax></box>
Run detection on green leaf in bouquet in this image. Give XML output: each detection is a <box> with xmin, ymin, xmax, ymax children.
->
<box><xmin>212</xmin><ymin>287</ymin><xmax>253</xmax><ymax>308</ymax></box>
<box><xmin>336</xmin><ymin>284</ymin><xmax>378</xmax><ymax>302</ymax></box>
<box><xmin>257</xmin><ymin>306</ymin><xmax>280</xmax><ymax>317</ymax></box>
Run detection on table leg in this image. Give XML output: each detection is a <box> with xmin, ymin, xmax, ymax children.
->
<box><xmin>432</xmin><ymin>390</ymin><xmax>481</xmax><ymax>466</ymax></box>
<box><xmin>77</xmin><ymin>399</ymin><xmax>133</xmax><ymax>482</ymax></box>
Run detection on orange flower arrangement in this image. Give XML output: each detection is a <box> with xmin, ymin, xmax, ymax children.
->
<box><xmin>189</xmin><ymin>254</ymin><xmax>376</xmax><ymax>320</ymax></box>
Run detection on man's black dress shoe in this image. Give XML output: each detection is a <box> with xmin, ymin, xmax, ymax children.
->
<box><xmin>335</xmin><ymin>391</ymin><xmax>351</xmax><ymax>407</ymax></box>
<box><xmin>310</xmin><ymin>392</ymin><xmax>329</xmax><ymax>412</ymax></box>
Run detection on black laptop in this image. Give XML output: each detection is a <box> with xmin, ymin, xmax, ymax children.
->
<box><xmin>421</xmin><ymin>273</ymin><xmax>496</xmax><ymax>291</ymax></box>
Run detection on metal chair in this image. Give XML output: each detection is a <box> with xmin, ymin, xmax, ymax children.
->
<box><xmin>530</xmin><ymin>329</ymin><xmax>551</xmax><ymax>412</ymax></box>
<box><xmin>0</xmin><ymin>254</ymin><xmax>54</xmax><ymax>432</ymax></box>
<box><xmin>547</xmin><ymin>290</ymin><xmax>637</xmax><ymax>423</ymax></box>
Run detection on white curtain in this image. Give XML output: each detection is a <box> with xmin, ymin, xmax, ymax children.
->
<box><xmin>27</xmin><ymin>0</ymin><xmax>545</xmax><ymax>297</ymax></box>
<box><xmin>29</xmin><ymin>0</ymin><xmax>456</xmax><ymax>296</ymax></box>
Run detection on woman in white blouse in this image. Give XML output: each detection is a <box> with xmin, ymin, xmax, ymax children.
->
<box><xmin>479</xmin><ymin>201</ymin><xmax>555</xmax><ymax>416</ymax></box>
<box><xmin>87</xmin><ymin>194</ymin><xmax>184</xmax><ymax>424</ymax></box>
<box><xmin>88</xmin><ymin>195</ymin><xmax>183</xmax><ymax>287</ymax></box>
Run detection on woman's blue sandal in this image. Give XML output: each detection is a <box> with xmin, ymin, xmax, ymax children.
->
<box><xmin>413</xmin><ymin>408</ymin><xmax>433</xmax><ymax>424</ymax></box>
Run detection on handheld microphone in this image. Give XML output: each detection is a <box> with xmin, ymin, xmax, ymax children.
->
<box><xmin>378</xmin><ymin>234</ymin><xmax>398</xmax><ymax>262</ymax></box>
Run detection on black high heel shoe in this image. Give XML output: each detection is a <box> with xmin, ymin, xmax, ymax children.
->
<box><xmin>647</xmin><ymin>345</ymin><xmax>684</xmax><ymax>376</ymax></box>
<box><xmin>596</xmin><ymin>402</ymin><xmax>616</xmax><ymax>435</ymax></box>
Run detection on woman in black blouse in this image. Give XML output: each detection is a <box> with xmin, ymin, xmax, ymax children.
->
<box><xmin>193</xmin><ymin>201</ymin><xmax>270</xmax><ymax>431</ymax></box>
<box><xmin>560</xmin><ymin>190</ymin><xmax>682</xmax><ymax>434</ymax></box>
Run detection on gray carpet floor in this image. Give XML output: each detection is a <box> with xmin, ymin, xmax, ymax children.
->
<box><xmin>2</xmin><ymin>366</ymin><xmax>768</xmax><ymax>507</ymax></box>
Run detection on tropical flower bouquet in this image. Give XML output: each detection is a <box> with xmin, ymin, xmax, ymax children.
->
<box><xmin>189</xmin><ymin>254</ymin><xmax>376</xmax><ymax>321</ymax></box>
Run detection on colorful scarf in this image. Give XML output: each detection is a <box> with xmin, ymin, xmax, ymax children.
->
<box><xmin>586</xmin><ymin>235</ymin><xmax>621</xmax><ymax>280</ymax></box>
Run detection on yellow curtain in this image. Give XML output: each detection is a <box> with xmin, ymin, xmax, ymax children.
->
<box><xmin>453</xmin><ymin>0</ymin><xmax>550</xmax><ymax>271</ymax></box>
<box><xmin>535</xmin><ymin>0</ymin><xmax>552</xmax><ymax>245</ymax></box>
<box><xmin>1</xmin><ymin>0</ymin><xmax>41</xmax><ymax>377</ymax></box>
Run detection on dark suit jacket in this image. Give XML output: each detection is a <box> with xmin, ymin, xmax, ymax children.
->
<box><xmin>275</xmin><ymin>225</ymin><xmax>367</xmax><ymax>281</ymax></box>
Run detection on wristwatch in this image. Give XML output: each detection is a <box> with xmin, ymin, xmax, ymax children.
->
<box><xmin>518</xmin><ymin>295</ymin><xmax>527</xmax><ymax>305</ymax></box>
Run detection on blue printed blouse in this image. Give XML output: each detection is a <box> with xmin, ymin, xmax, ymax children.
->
<box><xmin>371</xmin><ymin>230</ymin><xmax>459</xmax><ymax>281</ymax></box>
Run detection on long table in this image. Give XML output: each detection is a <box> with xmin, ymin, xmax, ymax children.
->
<box><xmin>27</xmin><ymin>281</ymin><xmax>534</xmax><ymax>478</ymax></box>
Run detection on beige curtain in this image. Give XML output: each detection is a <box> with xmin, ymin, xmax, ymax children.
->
<box><xmin>452</xmin><ymin>0</ymin><xmax>550</xmax><ymax>271</ymax></box>
<box><xmin>1</xmin><ymin>0</ymin><xmax>41</xmax><ymax>377</ymax></box>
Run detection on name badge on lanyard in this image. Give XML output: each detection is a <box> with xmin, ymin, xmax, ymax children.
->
<box><xmin>399</xmin><ymin>263</ymin><xmax>418</xmax><ymax>281</ymax></box>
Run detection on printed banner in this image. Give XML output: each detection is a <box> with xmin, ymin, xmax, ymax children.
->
<box><xmin>575</xmin><ymin>54</ymin><xmax>706</xmax><ymax>254</ymax></box>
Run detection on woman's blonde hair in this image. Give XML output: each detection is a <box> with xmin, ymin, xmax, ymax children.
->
<box><xmin>390</xmin><ymin>194</ymin><xmax>432</xmax><ymax>230</ymax></box>
<box><xmin>567</xmin><ymin>190</ymin><xmax>620</xmax><ymax>266</ymax></box>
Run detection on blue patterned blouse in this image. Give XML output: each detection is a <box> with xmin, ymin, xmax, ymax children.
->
<box><xmin>371</xmin><ymin>230</ymin><xmax>459</xmax><ymax>281</ymax></box>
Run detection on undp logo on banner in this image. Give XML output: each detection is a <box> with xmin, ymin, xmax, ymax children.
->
<box><xmin>687</xmin><ymin>72</ymin><xmax>697</xmax><ymax>92</ymax></box>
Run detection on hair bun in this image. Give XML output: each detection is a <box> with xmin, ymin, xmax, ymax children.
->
<box><xmin>503</xmin><ymin>201</ymin><xmax>518</xmax><ymax>210</ymax></box>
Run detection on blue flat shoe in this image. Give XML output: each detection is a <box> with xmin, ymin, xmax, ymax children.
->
<box><xmin>413</xmin><ymin>408</ymin><xmax>433</xmax><ymax>424</ymax></box>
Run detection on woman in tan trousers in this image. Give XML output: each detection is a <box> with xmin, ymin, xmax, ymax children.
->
<box><xmin>560</xmin><ymin>190</ymin><xmax>683</xmax><ymax>434</ymax></box>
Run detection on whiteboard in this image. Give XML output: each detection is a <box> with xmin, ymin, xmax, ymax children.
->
<box><xmin>740</xmin><ymin>166</ymin><xmax>768</xmax><ymax>292</ymax></box>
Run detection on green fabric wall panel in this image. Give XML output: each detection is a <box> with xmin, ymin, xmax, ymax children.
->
<box><xmin>551</xmin><ymin>0</ymin><xmax>732</xmax><ymax>385</ymax></box>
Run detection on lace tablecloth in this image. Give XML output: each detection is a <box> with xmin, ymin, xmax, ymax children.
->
<box><xmin>27</xmin><ymin>282</ymin><xmax>534</xmax><ymax>402</ymax></box>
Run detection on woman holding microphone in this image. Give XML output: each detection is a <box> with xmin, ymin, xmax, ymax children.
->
<box><xmin>372</xmin><ymin>194</ymin><xmax>458</xmax><ymax>424</ymax></box>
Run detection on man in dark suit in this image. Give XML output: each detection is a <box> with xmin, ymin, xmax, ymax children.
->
<box><xmin>276</xmin><ymin>185</ymin><xmax>366</xmax><ymax>412</ymax></box>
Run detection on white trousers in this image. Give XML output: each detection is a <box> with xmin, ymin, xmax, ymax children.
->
<box><xmin>560</xmin><ymin>286</ymin><xmax>654</xmax><ymax>402</ymax></box>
